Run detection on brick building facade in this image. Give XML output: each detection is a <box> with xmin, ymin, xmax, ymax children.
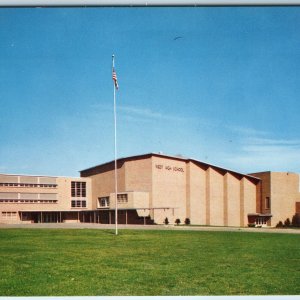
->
<box><xmin>1</xmin><ymin>153</ymin><xmax>299</xmax><ymax>227</ymax></box>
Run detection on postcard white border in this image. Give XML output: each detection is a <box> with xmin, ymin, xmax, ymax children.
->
<box><xmin>0</xmin><ymin>0</ymin><xmax>299</xmax><ymax>6</ymax></box>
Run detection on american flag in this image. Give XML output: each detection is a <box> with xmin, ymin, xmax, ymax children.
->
<box><xmin>112</xmin><ymin>68</ymin><xmax>119</xmax><ymax>90</ymax></box>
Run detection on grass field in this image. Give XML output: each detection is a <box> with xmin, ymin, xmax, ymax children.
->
<box><xmin>0</xmin><ymin>229</ymin><xmax>299</xmax><ymax>296</ymax></box>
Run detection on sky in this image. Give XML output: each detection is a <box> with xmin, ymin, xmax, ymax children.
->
<box><xmin>0</xmin><ymin>7</ymin><xmax>300</xmax><ymax>177</ymax></box>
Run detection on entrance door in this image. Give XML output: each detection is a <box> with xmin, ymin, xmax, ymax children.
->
<box><xmin>256</xmin><ymin>217</ymin><xmax>267</xmax><ymax>226</ymax></box>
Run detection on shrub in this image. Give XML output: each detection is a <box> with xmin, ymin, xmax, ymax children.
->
<box><xmin>248</xmin><ymin>223</ymin><xmax>256</xmax><ymax>227</ymax></box>
<box><xmin>175</xmin><ymin>218</ymin><xmax>181</xmax><ymax>225</ymax></box>
<box><xmin>184</xmin><ymin>218</ymin><xmax>190</xmax><ymax>225</ymax></box>
<box><xmin>164</xmin><ymin>217</ymin><xmax>169</xmax><ymax>225</ymax></box>
<box><xmin>284</xmin><ymin>218</ymin><xmax>291</xmax><ymax>227</ymax></box>
<box><xmin>276</xmin><ymin>221</ymin><xmax>284</xmax><ymax>228</ymax></box>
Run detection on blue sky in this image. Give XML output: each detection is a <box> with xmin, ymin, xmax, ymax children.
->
<box><xmin>0</xmin><ymin>7</ymin><xmax>300</xmax><ymax>176</ymax></box>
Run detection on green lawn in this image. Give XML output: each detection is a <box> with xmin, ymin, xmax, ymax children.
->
<box><xmin>0</xmin><ymin>229</ymin><xmax>299</xmax><ymax>296</ymax></box>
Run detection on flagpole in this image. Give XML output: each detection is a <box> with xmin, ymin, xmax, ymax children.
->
<box><xmin>112</xmin><ymin>54</ymin><xmax>118</xmax><ymax>236</ymax></box>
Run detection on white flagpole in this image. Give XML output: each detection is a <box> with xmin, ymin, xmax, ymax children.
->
<box><xmin>112</xmin><ymin>54</ymin><xmax>118</xmax><ymax>235</ymax></box>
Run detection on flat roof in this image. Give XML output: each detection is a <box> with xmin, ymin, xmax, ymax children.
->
<box><xmin>0</xmin><ymin>173</ymin><xmax>86</xmax><ymax>180</ymax></box>
<box><xmin>0</xmin><ymin>173</ymin><xmax>57</xmax><ymax>178</ymax></box>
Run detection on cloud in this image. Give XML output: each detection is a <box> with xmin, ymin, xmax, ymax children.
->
<box><xmin>91</xmin><ymin>103</ymin><xmax>186</xmax><ymax>122</ymax></box>
<box><xmin>241</xmin><ymin>137</ymin><xmax>300</xmax><ymax>161</ymax></box>
<box><xmin>225</xmin><ymin>124</ymin><xmax>268</xmax><ymax>137</ymax></box>
<box><xmin>119</xmin><ymin>105</ymin><xmax>186</xmax><ymax>122</ymax></box>
<box><xmin>244</xmin><ymin>137</ymin><xmax>300</xmax><ymax>147</ymax></box>
<box><xmin>226</xmin><ymin>150</ymin><xmax>300</xmax><ymax>173</ymax></box>
<box><xmin>223</xmin><ymin>130</ymin><xmax>300</xmax><ymax>172</ymax></box>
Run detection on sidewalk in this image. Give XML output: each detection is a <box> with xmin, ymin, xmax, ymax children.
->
<box><xmin>0</xmin><ymin>222</ymin><xmax>299</xmax><ymax>234</ymax></box>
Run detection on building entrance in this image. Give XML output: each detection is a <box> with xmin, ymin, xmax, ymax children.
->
<box><xmin>248</xmin><ymin>213</ymin><xmax>272</xmax><ymax>227</ymax></box>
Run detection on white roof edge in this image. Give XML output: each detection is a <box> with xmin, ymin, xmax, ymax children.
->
<box><xmin>0</xmin><ymin>173</ymin><xmax>87</xmax><ymax>180</ymax></box>
<box><xmin>152</xmin><ymin>152</ymin><xmax>261</xmax><ymax>180</ymax></box>
<box><xmin>250</xmin><ymin>170</ymin><xmax>298</xmax><ymax>175</ymax></box>
<box><xmin>81</xmin><ymin>152</ymin><xmax>261</xmax><ymax>180</ymax></box>
<box><xmin>0</xmin><ymin>173</ymin><xmax>58</xmax><ymax>178</ymax></box>
<box><xmin>188</xmin><ymin>158</ymin><xmax>261</xmax><ymax>180</ymax></box>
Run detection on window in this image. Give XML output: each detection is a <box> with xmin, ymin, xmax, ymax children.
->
<box><xmin>0</xmin><ymin>199</ymin><xmax>57</xmax><ymax>204</ymax></box>
<box><xmin>71</xmin><ymin>200</ymin><xmax>87</xmax><ymax>208</ymax></box>
<box><xmin>71</xmin><ymin>181</ymin><xmax>86</xmax><ymax>197</ymax></box>
<box><xmin>0</xmin><ymin>183</ymin><xmax>57</xmax><ymax>188</ymax></box>
<box><xmin>1</xmin><ymin>212</ymin><xmax>17</xmax><ymax>219</ymax></box>
<box><xmin>117</xmin><ymin>194</ymin><xmax>128</xmax><ymax>204</ymax></box>
<box><xmin>99</xmin><ymin>197</ymin><xmax>110</xmax><ymax>207</ymax></box>
<box><xmin>265</xmin><ymin>197</ymin><xmax>271</xmax><ymax>209</ymax></box>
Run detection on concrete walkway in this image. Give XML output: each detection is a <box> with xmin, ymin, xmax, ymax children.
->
<box><xmin>0</xmin><ymin>223</ymin><xmax>299</xmax><ymax>234</ymax></box>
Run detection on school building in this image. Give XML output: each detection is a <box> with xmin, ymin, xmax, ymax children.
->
<box><xmin>1</xmin><ymin>153</ymin><xmax>299</xmax><ymax>227</ymax></box>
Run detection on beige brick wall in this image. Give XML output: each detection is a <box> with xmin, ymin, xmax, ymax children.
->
<box><xmin>0</xmin><ymin>174</ymin><xmax>58</xmax><ymax>223</ymax></box>
<box><xmin>124</xmin><ymin>157</ymin><xmax>152</xmax><ymax>213</ymax></box>
<box><xmin>5</xmin><ymin>155</ymin><xmax>292</xmax><ymax>227</ymax></box>
<box><xmin>251</xmin><ymin>172</ymin><xmax>299</xmax><ymax>227</ymax></box>
<box><xmin>87</xmin><ymin>158</ymin><xmax>152</xmax><ymax>210</ymax></box>
<box><xmin>109</xmin><ymin>191</ymin><xmax>149</xmax><ymax>210</ymax></box>
<box><xmin>270</xmin><ymin>172</ymin><xmax>299</xmax><ymax>226</ymax></box>
<box><xmin>180</xmin><ymin>162</ymin><xmax>258</xmax><ymax>227</ymax></box>
<box><xmin>188</xmin><ymin>162</ymin><xmax>207</xmax><ymax>225</ymax></box>
<box><xmin>125</xmin><ymin>158</ymin><xmax>152</xmax><ymax>192</ymax></box>
<box><xmin>243</xmin><ymin>178</ymin><xmax>257</xmax><ymax>226</ymax></box>
<box><xmin>56</xmin><ymin>177</ymin><xmax>92</xmax><ymax>211</ymax></box>
<box><xmin>208</xmin><ymin>168</ymin><xmax>224</xmax><ymax>226</ymax></box>
<box><xmin>133</xmin><ymin>191</ymin><xmax>150</xmax><ymax>208</ymax></box>
<box><xmin>227</xmin><ymin>174</ymin><xmax>242</xmax><ymax>227</ymax></box>
<box><xmin>86</xmin><ymin>162</ymin><xmax>126</xmax><ymax>208</ymax></box>
<box><xmin>151</xmin><ymin>156</ymin><xmax>186</xmax><ymax>224</ymax></box>
<box><xmin>0</xmin><ymin>174</ymin><xmax>91</xmax><ymax>224</ymax></box>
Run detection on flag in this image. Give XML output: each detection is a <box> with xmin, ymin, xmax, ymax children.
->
<box><xmin>112</xmin><ymin>68</ymin><xmax>119</xmax><ymax>90</ymax></box>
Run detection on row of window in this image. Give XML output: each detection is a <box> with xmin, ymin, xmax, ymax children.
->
<box><xmin>71</xmin><ymin>181</ymin><xmax>86</xmax><ymax>197</ymax></box>
<box><xmin>0</xmin><ymin>199</ymin><xmax>57</xmax><ymax>204</ymax></box>
<box><xmin>1</xmin><ymin>198</ymin><xmax>86</xmax><ymax>207</ymax></box>
<box><xmin>71</xmin><ymin>200</ymin><xmax>87</xmax><ymax>208</ymax></box>
<box><xmin>98</xmin><ymin>194</ymin><xmax>128</xmax><ymax>207</ymax></box>
<box><xmin>1</xmin><ymin>182</ymin><xmax>89</xmax><ymax>199</ymax></box>
<box><xmin>0</xmin><ymin>183</ymin><xmax>57</xmax><ymax>188</ymax></box>
<box><xmin>1</xmin><ymin>212</ymin><xmax>17</xmax><ymax>218</ymax></box>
